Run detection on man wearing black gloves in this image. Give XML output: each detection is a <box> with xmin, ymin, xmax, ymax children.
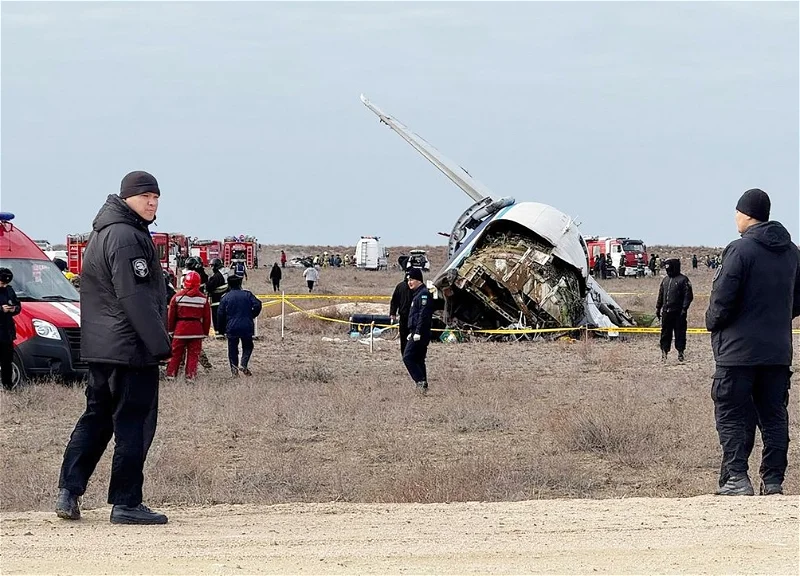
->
<box><xmin>706</xmin><ymin>188</ymin><xmax>800</xmax><ymax>497</ymax></box>
<box><xmin>403</xmin><ymin>268</ymin><xmax>434</xmax><ymax>394</ymax></box>
<box><xmin>56</xmin><ymin>171</ymin><xmax>171</xmax><ymax>525</ymax></box>
<box><xmin>656</xmin><ymin>258</ymin><xmax>693</xmax><ymax>362</ymax></box>
<box><xmin>389</xmin><ymin>272</ymin><xmax>413</xmax><ymax>355</ymax></box>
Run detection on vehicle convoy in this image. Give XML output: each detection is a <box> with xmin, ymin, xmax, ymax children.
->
<box><xmin>361</xmin><ymin>95</ymin><xmax>634</xmax><ymax>336</ymax></box>
<box><xmin>583</xmin><ymin>236</ymin><xmax>649</xmax><ymax>276</ymax></box>
<box><xmin>1</xmin><ymin>213</ymin><xmax>86</xmax><ymax>388</ymax></box>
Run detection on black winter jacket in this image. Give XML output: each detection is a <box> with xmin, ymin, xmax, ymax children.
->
<box><xmin>80</xmin><ymin>195</ymin><xmax>171</xmax><ymax>366</ymax></box>
<box><xmin>656</xmin><ymin>259</ymin><xmax>693</xmax><ymax>314</ymax></box>
<box><xmin>705</xmin><ymin>221</ymin><xmax>800</xmax><ymax>366</ymax></box>
<box><xmin>0</xmin><ymin>285</ymin><xmax>21</xmax><ymax>342</ymax></box>
<box><xmin>407</xmin><ymin>285</ymin><xmax>434</xmax><ymax>339</ymax></box>
<box><xmin>217</xmin><ymin>287</ymin><xmax>263</xmax><ymax>338</ymax></box>
<box><xmin>206</xmin><ymin>271</ymin><xmax>228</xmax><ymax>303</ymax></box>
<box><xmin>390</xmin><ymin>279</ymin><xmax>413</xmax><ymax>318</ymax></box>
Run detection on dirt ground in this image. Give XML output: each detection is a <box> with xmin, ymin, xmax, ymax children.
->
<box><xmin>2</xmin><ymin>496</ymin><xmax>798</xmax><ymax>575</ymax></box>
<box><xmin>3</xmin><ymin>244</ymin><xmax>800</xmax><ymax>574</ymax></box>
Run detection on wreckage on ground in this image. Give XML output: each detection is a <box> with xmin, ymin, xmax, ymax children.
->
<box><xmin>361</xmin><ymin>95</ymin><xmax>634</xmax><ymax>338</ymax></box>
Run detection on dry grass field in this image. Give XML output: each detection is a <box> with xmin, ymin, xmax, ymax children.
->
<box><xmin>2</xmin><ymin>243</ymin><xmax>798</xmax><ymax>514</ymax></box>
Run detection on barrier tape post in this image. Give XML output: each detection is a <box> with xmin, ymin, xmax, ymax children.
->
<box><xmin>281</xmin><ymin>291</ymin><xmax>285</xmax><ymax>341</ymax></box>
<box><xmin>370</xmin><ymin>321</ymin><xmax>374</xmax><ymax>354</ymax></box>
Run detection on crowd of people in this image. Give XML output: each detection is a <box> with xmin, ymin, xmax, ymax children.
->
<box><xmin>1</xmin><ymin>170</ymin><xmax>794</xmax><ymax>526</ymax></box>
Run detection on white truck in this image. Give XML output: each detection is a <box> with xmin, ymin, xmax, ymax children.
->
<box><xmin>354</xmin><ymin>236</ymin><xmax>388</xmax><ymax>270</ymax></box>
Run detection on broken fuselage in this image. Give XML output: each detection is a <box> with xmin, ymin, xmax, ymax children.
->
<box><xmin>361</xmin><ymin>95</ymin><xmax>634</xmax><ymax>335</ymax></box>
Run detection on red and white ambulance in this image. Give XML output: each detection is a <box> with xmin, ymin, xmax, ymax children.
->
<box><xmin>0</xmin><ymin>212</ymin><xmax>87</xmax><ymax>387</ymax></box>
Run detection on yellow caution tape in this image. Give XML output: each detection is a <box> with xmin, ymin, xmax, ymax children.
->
<box><xmin>263</xmin><ymin>294</ymin><xmax>800</xmax><ymax>336</ymax></box>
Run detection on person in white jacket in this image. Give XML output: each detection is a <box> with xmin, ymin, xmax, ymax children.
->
<box><xmin>302</xmin><ymin>265</ymin><xmax>319</xmax><ymax>292</ymax></box>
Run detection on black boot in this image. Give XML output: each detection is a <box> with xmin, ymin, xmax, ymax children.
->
<box><xmin>715</xmin><ymin>474</ymin><xmax>754</xmax><ymax>496</ymax></box>
<box><xmin>677</xmin><ymin>351</ymin><xmax>685</xmax><ymax>362</ymax></box>
<box><xmin>760</xmin><ymin>481</ymin><xmax>784</xmax><ymax>495</ymax></box>
<box><xmin>55</xmin><ymin>489</ymin><xmax>81</xmax><ymax>520</ymax></box>
<box><xmin>661</xmin><ymin>350</ymin><xmax>667</xmax><ymax>362</ymax></box>
<box><xmin>110</xmin><ymin>503</ymin><xmax>168</xmax><ymax>525</ymax></box>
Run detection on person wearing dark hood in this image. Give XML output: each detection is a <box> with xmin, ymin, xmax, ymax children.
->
<box><xmin>217</xmin><ymin>274</ymin><xmax>262</xmax><ymax>377</ymax></box>
<box><xmin>706</xmin><ymin>188</ymin><xmax>800</xmax><ymax>497</ymax></box>
<box><xmin>655</xmin><ymin>258</ymin><xmax>693</xmax><ymax>362</ymax></box>
<box><xmin>389</xmin><ymin>271</ymin><xmax>413</xmax><ymax>355</ymax></box>
<box><xmin>56</xmin><ymin>171</ymin><xmax>171</xmax><ymax>525</ymax></box>
<box><xmin>269</xmin><ymin>262</ymin><xmax>282</xmax><ymax>292</ymax></box>
<box><xmin>0</xmin><ymin>268</ymin><xmax>22</xmax><ymax>390</ymax></box>
<box><xmin>403</xmin><ymin>268</ymin><xmax>434</xmax><ymax>394</ymax></box>
<box><xmin>691</xmin><ymin>254</ymin><xmax>698</xmax><ymax>270</ymax></box>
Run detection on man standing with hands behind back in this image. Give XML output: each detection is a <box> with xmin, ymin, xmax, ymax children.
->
<box><xmin>706</xmin><ymin>188</ymin><xmax>800</xmax><ymax>497</ymax></box>
<box><xmin>56</xmin><ymin>171</ymin><xmax>172</xmax><ymax>524</ymax></box>
<box><xmin>390</xmin><ymin>271</ymin><xmax>413</xmax><ymax>356</ymax></box>
<box><xmin>403</xmin><ymin>268</ymin><xmax>434</xmax><ymax>394</ymax></box>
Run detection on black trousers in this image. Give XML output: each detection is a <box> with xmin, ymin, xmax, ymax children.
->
<box><xmin>211</xmin><ymin>301</ymin><xmax>223</xmax><ymax>335</ymax></box>
<box><xmin>0</xmin><ymin>340</ymin><xmax>14</xmax><ymax>390</ymax></box>
<box><xmin>403</xmin><ymin>337</ymin><xmax>429</xmax><ymax>383</ymax></box>
<box><xmin>59</xmin><ymin>363</ymin><xmax>159</xmax><ymax>506</ymax></box>
<box><xmin>272</xmin><ymin>280</ymin><xmax>280</xmax><ymax>292</ymax></box>
<box><xmin>227</xmin><ymin>336</ymin><xmax>254</xmax><ymax>369</ymax></box>
<box><xmin>398</xmin><ymin>316</ymin><xmax>409</xmax><ymax>355</ymax></box>
<box><xmin>660</xmin><ymin>310</ymin><xmax>687</xmax><ymax>353</ymax></box>
<box><xmin>712</xmin><ymin>365</ymin><xmax>791</xmax><ymax>486</ymax></box>
<box><xmin>307</xmin><ymin>280</ymin><xmax>315</xmax><ymax>292</ymax></box>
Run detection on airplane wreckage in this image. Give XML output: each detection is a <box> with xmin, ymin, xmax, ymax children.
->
<box><xmin>361</xmin><ymin>95</ymin><xmax>635</xmax><ymax>338</ymax></box>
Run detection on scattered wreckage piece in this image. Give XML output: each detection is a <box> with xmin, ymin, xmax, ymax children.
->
<box><xmin>361</xmin><ymin>94</ymin><xmax>635</xmax><ymax>338</ymax></box>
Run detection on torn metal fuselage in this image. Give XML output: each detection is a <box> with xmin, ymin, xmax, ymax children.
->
<box><xmin>360</xmin><ymin>95</ymin><xmax>635</xmax><ymax>337</ymax></box>
<box><xmin>435</xmin><ymin>200</ymin><xmax>603</xmax><ymax>334</ymax></box>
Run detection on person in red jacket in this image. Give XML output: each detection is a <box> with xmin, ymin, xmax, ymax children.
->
<box><xmin>166</xmin><ymin>271</ymin><xmax>211</xmax><ymax>380</ymax></box>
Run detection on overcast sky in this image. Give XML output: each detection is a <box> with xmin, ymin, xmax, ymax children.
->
<box><xmin>2</xmin><ymin>1</ymin><xmax>798</xmax><ymax>248</ymax></box>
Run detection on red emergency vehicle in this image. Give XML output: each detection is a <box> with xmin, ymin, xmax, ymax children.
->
<box><xmin>223</xmin><ymin>236</ymin><xmax>258</xmax><ymax>269</ymax></box>
<box><xmin>66</xmin><ymin>232</ymin><xmax>91</xmax><ymax>275</ymax></box>
<box><xmin>583</xmin><ymin>236</ymin><xmax>649</xmax><ymax>277</ymax></box>
<box><xmin>1</xmin><ymin>212</ymin><xmax>87</xmax><ymax>388</ymax></box>
<box><xmin>189</xmin><ymin>239</ymin><xmax>222</xmax><ymax>267</ymax></box>
<box><xmin>150</xmin><ymin>232</ymin><xmax>191</xmax><ymax>273</ymax></box>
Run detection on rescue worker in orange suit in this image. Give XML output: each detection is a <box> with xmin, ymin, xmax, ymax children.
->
<box><xmin>181</xmin><ymin>256</ymin><xmax>212</xmax><ymax>371</ymax></box>
<box><xmin>403</xmin><ymin>268</ymin><xmax>434</xmax><ymax>394</ymax></box>
<box><xmin>656</xmin><ymin>258</ymin><xmax>693</xmax><ymax>363</ymax></box>
<box><xmin>0</xmin><ymin>267</ymin><xmax>22</xmax><ymax>390</ymax></box>
<box><xmin>166</xmin><ymin>271</ymin><xmax>211</xmax><ymax>380</ymax></box>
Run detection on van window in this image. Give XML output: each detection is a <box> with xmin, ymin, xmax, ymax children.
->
<box><xmin>0</xmin><ymin>258</ymin><xmax>79</xmax><ymax>302</ymax></box>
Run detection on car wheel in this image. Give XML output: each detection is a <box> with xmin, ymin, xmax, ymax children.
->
<box><xmin>1</xmin><ymin>352</ymin><xmax>27</xmax><ymax>390</ymax></box>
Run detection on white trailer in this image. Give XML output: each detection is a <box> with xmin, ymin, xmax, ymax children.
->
<box><xmin>354</xmin><ymin>236</ymin><xmax>388</xmax><ymax>270</ymax></box>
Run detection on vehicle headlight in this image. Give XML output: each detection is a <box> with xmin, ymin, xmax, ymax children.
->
<box><xmin>33</xmin><ymin>319</ymin><xmax>61</xmax><ymax>340</ymax></box>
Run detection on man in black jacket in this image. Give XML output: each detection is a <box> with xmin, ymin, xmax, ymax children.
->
<box><xmin>389</xmin><ymin>272</ymin><xmax>413</xmax><ymax>355</ymax></box>
<box><xmin>206</xmin><ymin>258</ymin><xmax>228</xmax><ymax>337</ymax></box>
<box><xmin>56</xmin><ymin>171</ymin><xmax>171</xmax><ymax>524</ymax></box>
<box><xmin>706</xmin><ymin>188</ymin><xmax>800</xmax><ymax>496</ymax></box>
<box><xmin>656</xmin><ymin>258</ymin><xmax>693</xmax><ymax>362</ymax></box>
<box><xmin>403</xmin><ymin>268</ymin><xmax>434</xmax><ymax>394</ymax></box>
<box><xmin>0</xmin><ymin>268</ymin><xmax>22</xmax><ymax>390</ymax></box>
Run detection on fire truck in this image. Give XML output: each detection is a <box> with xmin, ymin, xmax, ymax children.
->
<box><xmin>189</xmin><ymin>239</ymin><xmax>222</xmax><ymax>267</ymax></box>
<box><xmin>151</xmin><ymin>232</ymin><xmax>191</xmax><ymax>273</ymax></box>
<box><xmin>223</xmin><ymin>235</ymin><xmax>259</xmax><ymax>269</ymax></box>
<box><xmin>66</xmin><ymin>232</ymin><xmax>92</xmax><ymax>275</ymax></box>
<box><xmin>583</xmin><ymin>236</ymin><xmax>649</xmax><ymax>277</ymax></box>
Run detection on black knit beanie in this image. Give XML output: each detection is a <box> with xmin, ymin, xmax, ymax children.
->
<box><xmin>120</xmin><ymin>171</ymin><xmax>160</xmax><ymax>199</ymax></box>
<box><xmin>407</xmin><ymin>268</ymin><xmax>423</xmax><ymax>282</ymax></box>
<box><xmin>735</xmin><ymin>188</ymin><xmax>770</xmax><ymax>222</ymax></box>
